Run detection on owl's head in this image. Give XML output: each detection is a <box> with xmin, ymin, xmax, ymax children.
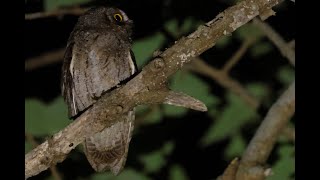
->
<box><xmin>76</xmin><ymin>7</ymin><xmax>133</xmax><ymax>37</ymax></box>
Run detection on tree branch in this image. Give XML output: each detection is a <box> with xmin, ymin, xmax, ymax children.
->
<box><xmin>187</xmin><ymin>58</ymin><xmax>260</xmax><ymax>109</ymax></box>
<box><xmin>217</xmin><ymin>158</ymin><xmax>240</xmax><ymax>180</ymax></box>
<box><xmin>25</xmin><ymin>7</ymin><xmax>88</xmax><ymax>20</ymax></box>
<box><xmin>222</xmin><ymin>37</ymin><xmax>256</xmax><ymax>74</ymax></box>
<box><xmin>25</xmin><ymin>48</ymin><xmax>65</xmax><ymax>71</ymax></box>
<box><xmin>236</xmin><ymin>80</ymin><xmax>295</xmax><ymax>180</ymax></box>
<box><xmin>25</xmin><ymin>133</ymin><xmax>62</xmax><ymax>180</ymax></box>
<box><xmin>25</xmin><ymin>0</ymin><xmax>281</xmax><ymax>178</ymax></box>
<box><xmin>253</xmin><ymin>18</ymin><xmax>295</xmax><ymax>66</ymax></box>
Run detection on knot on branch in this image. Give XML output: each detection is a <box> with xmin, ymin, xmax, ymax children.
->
<box><xmin>152</xmin><ymin>58</ymin><xmax>165</xmax><ymax>71</ymax></box>
<box><xmin>113</xmin><ymin>105</ymin><xmax>124</xmax><ymax>114</ymax></box>
<box><xmin>236</xmin><ymin>164</ymin><xmax>272</xmax><ymax>180</ymax></box>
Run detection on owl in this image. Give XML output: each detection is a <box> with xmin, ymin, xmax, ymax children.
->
<box><xmin>61</xmin><ymin>7</ymin><xmax>137</xmax><ymax>175</ymax></box>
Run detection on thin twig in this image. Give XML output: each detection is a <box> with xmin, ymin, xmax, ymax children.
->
<box><xmin>236</xmin><ymin>81</ymin><xmax>295</xmax><ymax>180</ymax></box>
<box><xmin>25</xmin><ymin>133</ymin><xmax>62</xmax><ymax>180</ymax></box>
<box><xmin>217</xmin><ymin>158</ymin><xmax>240</xmax><ymax>180</ymax></box>
<box><xmin>25</xmin><ymin>48</ymin><xmax>65</xmax><ymax>71</ymax></box>
<box><xmin>25</xmin><ymin>7</ymin><xmax>89</xmax><ymax>20</ymax></box>
<box><xmin>222</xmin><ymin>37</ymin><xmax>256</xmax><ymax>74</ymax></box>
<box><xmin>253</xmin><ymin>18</ymin><xmax>295</xmax><ymax>66</ymax></box>
<box><xmin>25</xmin><ymin>0</ymin><xmax>281</xmax><ymax>178</ymax></box>
<box><xmin>187</xmin><ymin>58</ymin><xmax>260</xmax><ymax>109</ymax></box>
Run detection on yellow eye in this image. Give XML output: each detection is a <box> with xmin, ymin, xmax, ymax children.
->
<box><xmin>113</xmin><ymin>13</ymin><xmax>123</xmax><ymax>22</ymax></box>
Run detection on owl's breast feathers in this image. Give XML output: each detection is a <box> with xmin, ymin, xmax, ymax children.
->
<box><xmin>62</xmin><ymin>30</ymin><xmax>136</xmax><ymax>118</ymax></box>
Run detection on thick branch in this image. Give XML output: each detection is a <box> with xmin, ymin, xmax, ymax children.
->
<box><xmin>25</xmin><ymin>0</ymin><xmax>281</xmax><ymax>178</ymax></box>
<box><xmin>25</xmin><ymin>133</ymin><xmax>62</xmax><ymax>180</ymax></box>
<box><xmin>236</xmin><ymin>81</ymin><xmax>295</xmax><ymax>180</ymax></box>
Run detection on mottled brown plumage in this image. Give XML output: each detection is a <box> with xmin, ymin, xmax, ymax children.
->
<box><xmin>61</xmin><ymin>6</ymin><xmax>137</xmax><ymax>175</ymax></box>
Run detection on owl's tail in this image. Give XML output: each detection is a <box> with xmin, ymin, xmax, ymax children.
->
<box><xmin>83</xmin><ymin>110</ymin><xmax>135</xmax><ymax>175</ymax></box>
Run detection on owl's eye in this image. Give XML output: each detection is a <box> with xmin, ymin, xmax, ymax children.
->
<box><xmin>113</xmin><ymin>13</ymin><xmax>123</xmax><ymax>22</ymax></box>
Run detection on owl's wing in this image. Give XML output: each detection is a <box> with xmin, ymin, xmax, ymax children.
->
<box><xmin>61</xmin><ymin>40</ymin><xmax>76</xmax><ymax>118</ymax></box>
<box><xmin>130</xmin><ymin>50</ymin><xmax>138</xmax><ymax>71</ymax></box>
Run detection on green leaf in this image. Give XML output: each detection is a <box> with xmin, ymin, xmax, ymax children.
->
<box><xmin>165</xmin><ymin>19</ymin><xmax>179</xmax><ymax>38</ymax></box>
<box><xmin>140</xmin><ymin>150</ymin><xmax>166</xmax><ymax>173</ymax></box>
<box><xmin>277</xmin><ymin>66</ymin><xmax>295</xmax><ymax>86</ymax></box>
<box><xmin>132</xmin><ymin>32</ymin><xmax>166</xmax><ymax>68</ymax></box>
<box><xmin>136</xmin><ymin>105</ymin><xmax>163</xmax><ymax>125</ymax></box>
<box><xmin>180</xmin><ymin>17</ymin><xmax>200</xmax><ymax>34</ymax></box>
<box><xmin>139</xmin><ymin>141</ymin><xmax>174</xmax><ymax>173</ymax></box>
<box><xmin>25</xmin><ymin>97</ymin><xmax>70</xmax><ymax>136</ymax></box>
<box><xmin>201</xmin><ymin>93</ymin><xmax>257</xmax><ymax>145</ymax></box>
<box><xmin>246</xmin><ymin>83</ymin><xmax>269</xmax><ymax>100</ymax></box>
<box><xmin>146</xmin><ymin>108</ymin><xmax>163</xmax><ymax>124</ymax></box>
<box><xmin>164</xmin><ymin>17</ymin><xmax>201</xmax><ymax>38</ymax></box>
<box><xmin>44</xmin><ymin>0</ymin><xmax>90</xmax><ymax>11</ymax></box>
<box><xmin>163</xmin><ymin>105</ymin><xmax>187</xmax><ymax>117</ymax></box>
<box><xmin>225</xmin><ymin>134</ymin><xmax>246</xmax><ymax>159</ymax></box>
<box><xmin>250</xmin><ymin>41</ymin><xmax>273</xmax><ymax>58</ymax></box>
<box><xmin>216</xmin><ymin>36</ymin><xmax>232</xmax><ymax>48</ymax></box>
<box><xmin>169</xmin><ymin>164</ymin><xmax>189</xmax><ymax>180</ymax></box>
<box><xmin>236</xmin><ymin>23</ymin><xmax>264</xmax><ymax>40</ymax></box>
<box><xmin>266</xmin><ymin>145</ymin><xmax>295</xmax><ymax>180</ymax></box>
<box><xmin>162</xmin><ymin>141</ymin><xmax>175</xmax><ymax>155</ymax></box>
<box><xmin>25</xmin><ymin>141</ymin><xmax>33</xmax><ymax>154</ymax></box>
<box><xmin>164</xmin><ymin>71</ymin><xmax>219</xmax><ymax>117</ymax></box>
<box><xmin>91</xmin><ymin>169</ymin><xmax>150</xmax><ymax>180</ymax></box>
<box><xmin>90</xmin><ymin>173</ymin><xmax>113</xmax><ymax>180</ymax></box>
<box><xmin>136</xmin><ymin>105</ymin><xmax>149</xmax><ymax>114</ymax></box>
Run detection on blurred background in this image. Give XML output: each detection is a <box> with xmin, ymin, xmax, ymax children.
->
<box><xmin>25</xmin><ymin>0</ymin><xmax>295</xmax><ymax>179</ymax></box>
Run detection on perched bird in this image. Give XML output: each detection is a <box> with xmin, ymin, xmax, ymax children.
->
<box><xmin>61</xmin><ymin>6</ymin><xmax>137</xmax><ymax>175</ymax></box>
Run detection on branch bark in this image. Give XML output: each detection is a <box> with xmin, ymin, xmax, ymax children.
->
<box><xmin>236</xmin><ymin>81</ymin><xmax>295</xmax><ymax>180</ymax></box>
<box><xmin>25</xmin><ymin>133</ymin><xmax>62</xmax><ymax>180</ymax></box>
<box><xmin>25</xmin><ymin>0</ymin><xmax>281</xmax><ymax>178</ymax></box>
